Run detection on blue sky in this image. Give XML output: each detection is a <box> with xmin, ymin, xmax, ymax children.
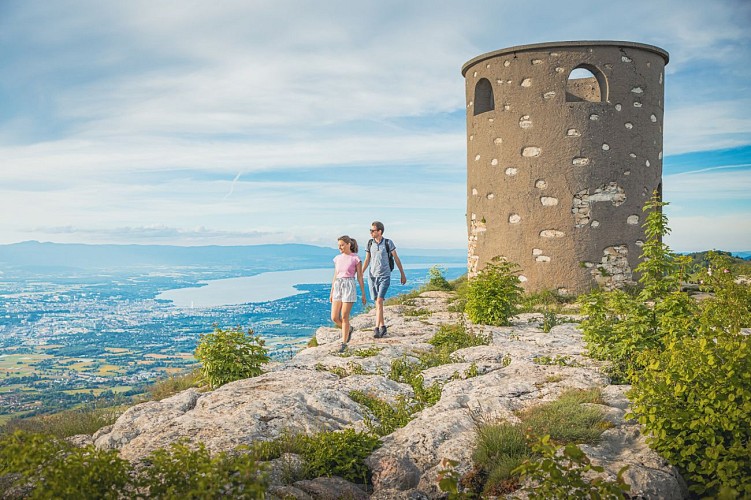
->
<box><xmin>1</xmin><ymin>0</ymin><xmax>750</xmax><ymax>252</ymax></box>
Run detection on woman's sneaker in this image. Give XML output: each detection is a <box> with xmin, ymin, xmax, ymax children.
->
<box><xmin>380</xmin><ymin>325</ymin><xmax>388</xmax><ymax>338</ymax></box>
<box><xmin>373</xmin><ymin>327</ymin><xmax>381</xmax><ymax>338</ymax></box>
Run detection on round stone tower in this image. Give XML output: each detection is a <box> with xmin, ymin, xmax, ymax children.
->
<box><xmin>462</xmin><ymin>41</ymin><xmax>669</xmax><ymax>294</ymax></box>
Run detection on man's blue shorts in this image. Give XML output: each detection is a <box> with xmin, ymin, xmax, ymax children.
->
<box><xmin>368</xmin><ymin>275</ymin><xmax>391</xmax><ymax>300</ymax></box>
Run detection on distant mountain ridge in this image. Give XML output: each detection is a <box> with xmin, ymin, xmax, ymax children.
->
<box><xmin>0</xmin><ymin>241</ymin><xmax>466</xmax><ymax>273</ymax></box>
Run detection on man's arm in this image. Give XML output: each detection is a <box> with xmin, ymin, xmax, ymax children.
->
<box><xmin>392</xmin><ymin>250</ymin><xmax>407</xmax><ymax>285</ymax></box>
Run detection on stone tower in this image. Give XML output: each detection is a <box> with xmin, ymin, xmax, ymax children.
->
<box><xmin>462</xmin><ymin>41</ymin><xmax>669</xmax><ymax>294</ymax></box>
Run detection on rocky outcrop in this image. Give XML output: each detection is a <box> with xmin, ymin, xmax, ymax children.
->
<box><xmin>91</xmin><ymin>291</ymin><xmax>688</xmax><ymax>498</ymax></box>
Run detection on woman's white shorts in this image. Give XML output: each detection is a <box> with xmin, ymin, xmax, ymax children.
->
<box><xmin>333</xmin><ymin>277</ymin><xmax>357</xmax><ymax>303</ymax></box>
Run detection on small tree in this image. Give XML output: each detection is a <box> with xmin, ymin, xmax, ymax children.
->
<box><xmin>194</xmin><ymin>326</ymin><xmax>269</xmax><ymax>389</ymax></box>
<box><xmin>465</xmin><ymin>257</ymin><xmax>523</xmax><ymax>326</ymax></box>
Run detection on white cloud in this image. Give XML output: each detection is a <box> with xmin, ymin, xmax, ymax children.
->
<box><xmin>1</xmin><ymin>0</ymin><xmax>749</xmax><ymax>250</ymax></box>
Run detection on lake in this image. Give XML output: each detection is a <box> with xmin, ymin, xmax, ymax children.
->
<box><xmin>157</xmin><ymin>263</ymin><xmax>466</xmax><ymax>308</ymax></box>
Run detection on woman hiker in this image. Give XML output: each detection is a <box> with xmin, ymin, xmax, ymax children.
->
<box><xmin>330</xmin><ymin>235</ymin><xmax>366</xmax><ymax>352</ymax></box>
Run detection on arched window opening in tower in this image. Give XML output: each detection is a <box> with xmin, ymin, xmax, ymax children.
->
<box><xmin>566</xmin><ymin>65</ymin><xmax>607</xmax><ymax>103</ymax></box>
<box><xmin>474</xmin><ymin>78</ymin><xmax>494</xmax><ymax>115</ymax></box>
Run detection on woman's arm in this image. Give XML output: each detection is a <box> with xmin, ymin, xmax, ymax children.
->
<box><xmin>356</xmin><ymin>262</ymin><xmax>366</xmax><ymax>305</ymax></box>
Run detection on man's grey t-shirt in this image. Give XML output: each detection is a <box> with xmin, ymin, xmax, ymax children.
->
<box><xmin>368</xmin><ymin>238</ymin><xmax>395</xmax><ymax>278</ymax></box>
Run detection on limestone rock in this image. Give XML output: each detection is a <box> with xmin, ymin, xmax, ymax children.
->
<box><xmin>89</xmin><ymin>291</ymin><xmax>687</xmax><ymax>498</ymax></box>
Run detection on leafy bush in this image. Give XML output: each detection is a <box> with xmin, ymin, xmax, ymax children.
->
<box><xmin>298</xmin><ymin>429</ymin><xmax>380</xmax><ymax>484</ymax></box>
<box><xmin>628</xmin><ymin>333</ymin><xmax>751</xmax><ymax>497</ymax></box>
<box><xmin>465</xmin><ymin>257</ymin><xmax>523</xmax><ymax>326</ymax></box>
<box><xmin>428</xmin><ymin>323</ymin><xmax>490</xmax><ymax>353</ymax></box>
<box><xmin>0</xmin><ymin>430</ymin><xmax>131</xmax><ymax>499</ymax></box>
<box><xmin>194</xmin><ymin>326</ymin><xmax>270</xmax><ymax>389</ymax></box>
<box><xmin>140</xmin><ymin>440</ymin><xmax>267</xmax><ymax>498</ymax></box>
<box><xmin>513</xmin><ymin>435</ymin><xmax>630</xmax><ymax>499</ymax></box>
<box><xmin>349</xmin><ymin>391</ymin><xmax>419</xmax><ymax>436</ymax></box>
<box><xmin>425</xmin><ymin>265</ymin><xmax>453</xmax><ymax>291</ymax></box>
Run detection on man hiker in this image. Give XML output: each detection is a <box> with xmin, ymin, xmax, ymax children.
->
<box><xmin>362</xmin><ymin>221</ymin><xmax>407</xmax><ymax>338</ymax></box>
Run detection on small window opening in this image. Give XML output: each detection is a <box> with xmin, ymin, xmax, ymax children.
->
<box><xmin>566</xmin><ymin>65</ymin><xmax>607</xmax><ymax>103</ymax></box>
<box><xmin>474</xmin><ymin>78</ymin><xmax>494</xmax><ymax>115</ymax></box>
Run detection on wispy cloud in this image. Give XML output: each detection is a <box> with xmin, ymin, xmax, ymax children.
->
<box><xmin>1</xmin><ymin>0</ymin><xmax>749</xmax><ymax>250</ymax></box>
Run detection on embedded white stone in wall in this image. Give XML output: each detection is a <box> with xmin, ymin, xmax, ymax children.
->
<box><xmin>473</xmin><ymin>71</ymin><xmax>478</xmax><ymax>77</ymax></box>
<box><xmin>532</xmin><ymin>248</ymin><xmax>543</xmax><ymax>256</ymax></box>
<box><xmin>590</xmin><ymin>114</ymin><xmax>599</xmax><ymax>121</ymax></box>
<box><xmin>503</xmin><ymin>104</ymin><xmax>510</xmax><ymax>111</ymax></box>
<box><xmin>634</xmin><ymin>102</ymin><xmax>642</xmax><ymax>107</ymax></box>
<box><xmin>572</xmin><ymin>157</ymin><xmax>590</xmax><ymax>166</ymax></box>
<box><xmin>505</xmin><ymin>167</ymin><xmax>518</xmax><ymax>176</ymax></box>
<box><xmin>543</xmin><ymin>91</ymin><xmax>556</xmax><ymax>99</ymax></box>
<box><xmin>629</xmin><ymin>153</ymin><xmax>637</xmax><ymax>158</ymax></box>
<box><xmin>494</xmin><ymin>137</ymin><xmax>503</xmax><ymax>145</ymax></box>
<box><xmin>660</xmin><ymin>72</ymin><xmax>663</xmax><ymax>84</ymax></box>
<box><xmin>591</xmin><ymin>220</ymin><xmax>600</xmax><ymax>228</ymax></box>
<box><xmin>658</xmin><ymin>151</ymin><xmax>663</xmax><ymax>160</ymax></box>
<box><xmin>555</xmin><ymin>66</ymin><xmax>565</xmax><ymax>73</ymax></box>
<box><xmin>566</xmin><ymin>129</ymin><xmax>581</xmax><ymax>137</ymax></box>
<box><xmin>535</xmin><ymin>179</ymin><xmax>548</xmax><ymax>189</ymax></box>
<box><xmin>475</xmin><ymin>154</ymin><xmax>481</xmax><ymax>161</ymax></box>
<box><xmin>622</xmin><ymin>55</ymin><xmax>632</xmax><ymax>63</ymax></box>
<box><xmin>487</xmin><ymin>193</ymin><xmax>495</xmax><ymax>200</ymax></box>
<box><xmin>645</xmin><ymin>160</ymin><xmax>650</xmax><ymax>167</ymax></box>
<box><xmin>509</xmin><ymin>214</ymin><xmax>522</xmax><ymax>224</ymax></box>
<box><xmin>589</xmin><ymin>182</ymin><xmax>626</xmax><ymax>205</ymax></box>
<box><xmin>469</xmin><ymin>134</ymin><xmax>474</xmax><ymax>141</ymax></box>
<box><xmin>624</xmin><ymin>170</ymin><xmax>631</xmax><ymax>176</ymax></box>
<box><xmin>557</xmin><ymin>287</ymin><xmax>569</xmax><ymax>295</ymax></box>
<box><xmin>535</xmin><ymin>255</ymin><xmax>551</xmax><ymax>263</ymax></box>
<box><xmin>486</xmin><ymin>64</ymin><xmax>490</xmax><ymax>69</ymax></box>
<box><xmin>636</xmin><ymin>240</ymin><xmax>644</xmax><ymax>247</ymax></box>
<box><xmin>491</xmin><ymin>159</ymin><xmax>498</xmax><ymax>166</ymax></box>
<box><xmin>472</xmin><ymin>188</ymin><xmax>478</xmax><ymax>196</ymax></box>
<box><xmin>519</xmin><ymin>275</ymin><xmax>528</xmax><ymax>282</ymax></box>
<box><xmin>627</xmin><ymin>215</ymin><xmax>639</xmax><ymax>225</ymax></box>
<box><xmin>504</xmin><ymin>60</ymin><xmax>510</xmax><ymax>67</ymax></box>
<box><xmin>541</xmin><ymin>197</ymin><xmax>559</xmax><ymax>206</ymax></box>
<box><xmin>540</xmin><ymin>229</ymin><xmax>565</xmax><ymax>238</ymax></box>
<box><xmin>631</xmin><ymin>87</ymin><xmax>644</xmax><ymax>94</ymax></box>
<box><xmin>602</xmin><ymin>143</ymin><xmax>610</xmax><ymax>151</ymax></box>
<box><xmin>615</xmin><ymin>104</ymin><xmax>622</xmax><ymax>111</ymax></box>
<box><xmin>488</xmin><ymin>118</ymin><xmax>494</xmax><ymax>123</ymax></box>
<box><xmin>651</xmin><ymin>114</ymin><xmax>657</xmax><ymax>123</ymax></box>
<box><xmin>522</xmin><ymin>147</ymin><xmax>542</xmax><ymax>157</ymax></box>
<box><xmin>625</xmin><ymin>122</ymin><xmax>634</xmax><ymax>130</ymax></box>
<box><xmin>521</xmin><ymin>78</ymin><xmax>532</xmax><ymax>87</ymax></box>
<box><xmin>519</xmin><ymin>116</ymin><xmax>533</xmax><ymax>129</ymax></box>
<box><xmin>532</xmin><ymin>59</ymin><xmax>543</xmax><ymax>65</ymax></box>
<box><xmin>583</xmin><ymin>261</ymin><xmax>594</xmax><ymax>268</ymax></box>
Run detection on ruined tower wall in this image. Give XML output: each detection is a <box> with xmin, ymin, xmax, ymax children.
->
<box><xmin>462</xmin><ymin>41</ymin><xmax>669</xmax><ymax>294</ymax></box>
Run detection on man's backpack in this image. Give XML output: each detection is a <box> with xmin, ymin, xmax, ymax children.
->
<box><xmin>367</xmin><ymin>238</ymin><xmax>394</xmax><ymax>271</ymax></box>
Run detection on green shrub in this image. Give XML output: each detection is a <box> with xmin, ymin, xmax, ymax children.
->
<box><xmin>465</xmin><ymin>257</ymin><xmax>523</xmax><ymax>326</ymax></box>
<box><xmin>0</xmin><ymin>430</ymin><xmax>131</xmax><ymax>499</ymax></box>
<box><xmin>349</xmin><ymin>391</ymin><xmax>419</xmax><ymax>436</ymax></box>
<box><xmin>194</xmin><ymin>326</ymin><xmax>270</xmax><ymax>389</ymax></box>
<box><xmin>514</xmin><ymin>435</ymin><xmax>630</xmax><ymax>499</ymax></box>
<box><xmin>428</xmin><ymin>323</ymin><xmax>490</xmax><ymax>353</ymax></box>
<box><xmin>628</xmin><ymin>332</ymin><xmax>751</xmax><ymax>496</ymax></box>
<box><xmin>298</xmin><ymin>429</ymin><xmax>380</xmax><ymax>485</ymax></box>
<box><xmin>426</xmin><ymin>266</ymin><xmax>453</xmax><ymax>291</ymax></box>
<box><xmin>140</xmin><ymin>440</ymin><xmax>267</xmax><ymax>498</ymax></box>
